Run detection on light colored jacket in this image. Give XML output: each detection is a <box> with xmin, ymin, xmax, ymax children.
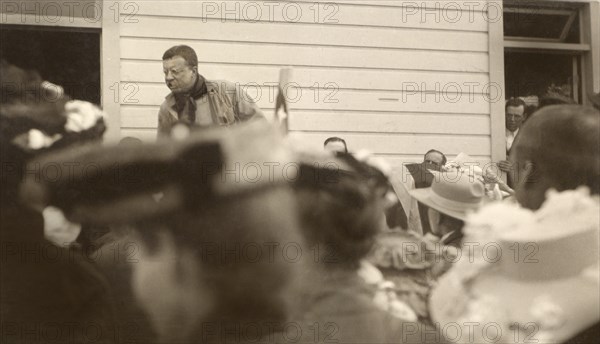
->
<box><xmin>157</xmin><ymin>79</ymin><xmax>264</xmax><ymax>137</ymax></box>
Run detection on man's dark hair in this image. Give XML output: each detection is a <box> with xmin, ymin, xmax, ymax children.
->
<box><xmin>162</xmin><ymin>45</ymin><xmax>198</xmax><ymax>68</ymax></box>
<box><xmin>424</xmin><ymin>149</ymin><xmax>447</xmax><ymax>166</ymax></box>
<box><xmin>518</xmin><ymin>105</ymin><xmax>600</xmax><ymax>195</ymax></box>
<box><xmin>323</xmin><ymin>137</ymin><xmax>348</xmax><ymax>153</ymax></box>
<box><xmin>505</xmin><ymin>97</ymin><xmax>526</xmax><ymax>111</ymax></box>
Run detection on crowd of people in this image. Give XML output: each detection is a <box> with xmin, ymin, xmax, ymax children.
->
<box><xmin>1</xmin><ymin>44</ymin><xmax>599</xmax><ymax>344</ymax></box>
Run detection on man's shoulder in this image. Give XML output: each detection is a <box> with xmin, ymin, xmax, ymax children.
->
<box><xmin>159</xmin><ymin>93</ymin><xmax>175</xmax><ymax>111</ymax></box>
<box><xmin>205</xmin><ymin>79</ymin><xmax>237</xmax><ymax>88</ymax></box>
<box><xmin>205</xmin><ymin>79</ymin><xmax>241</xmax><ymax>96</ymax></box>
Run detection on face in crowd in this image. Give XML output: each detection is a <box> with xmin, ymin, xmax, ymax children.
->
<box><xmin>424</xmin><ymin>151</ymin><xmax>445</xmax><ymax>169</ymax></box>
<box><xmin>324</xmin><ymin>139</ymin><xmax>348</xmax><ymax>154</ymax></box>
<box><xmin>506</xmin><ymin>104</ymin><xmax>525</xmax><ymax>132</ymax></box>
<box><xmin>163</xmin><ymin>55</ymin><xmax>197</xmax><ymax>94</ymax></box>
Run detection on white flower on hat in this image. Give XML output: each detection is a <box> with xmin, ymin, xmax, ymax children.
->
<box><xmin>43</xmin><ymin>206</ymin><xmax>82</xmax><ymax>247</ymax></box>
<box><xmin>64</xmin><ymin>100</ymin><xmax>105</xmax><ymax>133</ymax></box>
<box><xmin>26</xmin><ymin>129</ymin><xmax>62</xmax><ymax>150</ymax></box>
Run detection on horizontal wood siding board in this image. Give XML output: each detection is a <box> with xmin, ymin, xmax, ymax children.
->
<box><xmin>295</xmin><ymin>0</ymin><xmax>489</xmax><ymax>10</ymax></box>
<box><xmin>119</xmin><ymin>128</ymin><xmax>490</xmax><ymax>156</ymax></box>
<box><xmin>121</xmin><ymin>106</ymin><xmax>490</xmax><ymax>135</ymax></box>
<box><xmin>288</xmin><ymin>131</ymin><xmax>491</xmax><ymax>155</ymax></box>
<box><xmin>288</xmin><ymin>112</ymin><xmax>490</xmax><ymax>134</ymax></box>
<box><xmin>132</xmin><ymin>1</ymin><xmax>488</xmax><ymax>31</ymax></box>
<box><xmin>120</xmin><ymin>38</ymin><xmax>489</xmax><ymax>73</ymax></box>
<box><xmin>127</xmin><ymin>84</ymin><xmax>490</xmax><ymax>114</ymax></box>
<box><xmin>121</xmin><ymin>61</ymin><xmax>490</xmax><ymax>93</ymax></box>
<box><xmin>121</xmin><ymin>16</ymin><xmax>488</xmax><ymax>52</ymax></box>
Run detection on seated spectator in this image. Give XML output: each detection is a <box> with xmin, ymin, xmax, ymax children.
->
<box><xmin>292</xmin><ymin>151</ymin><xmax>436</xmax><ymax>343</ymax></box>
<box><xmin>1</xmin><ymin>60</ymin><xmax>115</xmax><ymax>343</ymax></box>
<box><xmin>423</xmin><ymin>149</ymin><xmax>447</xmax><ymax>170</ymax></box>
<box><xmin>387</xmin><ymin>149</ymin><xmax>447</xmax><ymax>235</ymax></box>
<box><xmin>20</xmin><ymin>122</ymin><xmax>303</xmax><ymax>343</ymax></box>
<box><xmin>323</xmin><ymin>136</ymin><xmax>348</xmax><ymax>153</ymax></box>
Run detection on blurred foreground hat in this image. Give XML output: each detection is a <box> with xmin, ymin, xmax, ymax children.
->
<box><xmin>1</xmin><ymin>60</ymin><xmax>106</xmax><ymax>154</ymax></box>
<box><xmin>430</xmin><ymin>187</ymin><xmax>600</xmax><ymax>343</ymax></box>
<box><xmin>294</xmin><ymin>149</ymin><xmax>391</xmax><ymax>206</ymax></box>
<box><xmin>409</xmin><ymin>171</ymin><xmax>485</xmax><ymax>221</ymax></box>
<box><xmin>20</xmin><ymin>122</ymin><xmax>293</xmax><ymax>225</ymax></box>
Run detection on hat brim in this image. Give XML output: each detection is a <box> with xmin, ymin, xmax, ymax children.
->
<box><xmin>430</xmin><ymin>267</ymin><xmax>600</xmax><ymax>343</ymax></box>
<box><xmin>409</xmin><ymin>187</ymin><xmax>470</xmax><ymax>221</ymax></box>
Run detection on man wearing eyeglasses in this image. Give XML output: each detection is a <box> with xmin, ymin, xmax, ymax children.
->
<box><xmin>498</xmin><ymin>98</ymin><xmax>526</xmax><ymax>177</ymax></box>
<box><xmin>157</xmin><ymin>45</ymin><xmax>264</xmax><ymax>137</ymax></box>
<box><xmin>423</xmin><ymin>149</ymin><xmax>447</xmax><ymax>169</ymax></box>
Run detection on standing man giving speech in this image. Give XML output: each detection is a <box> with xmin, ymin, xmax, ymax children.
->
<box><xmin>157</xmin><ymin>45</ymin><xmax>264</xmax><ymax>137</ymax></box>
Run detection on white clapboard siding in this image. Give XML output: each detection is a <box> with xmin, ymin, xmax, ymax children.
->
<box><xmin>121</xmin><ymin>38</ymin><xmax>489</xmax><ymax>73</ymax></box>
<box><xmin>122</xmin><ymin>107</ymin><xmax>489</xmax><ymax>134</ymax></box>
<box><xmin>121</xmin><ymin>17</ymin><xmax>488</xmax><ymax>52</ymax></box>
<box><xmin>132</xmin><ymin>0</ymin><xmax>489</xmax><ymax>32</ymax></box>
<box><xmin>121</xmin><ymin>61</ymin><xmax>491</xmax><ymax>93</ymax></box>
<box><xmin>288</xmin><ymin>132</ymin><xmax>491</xmax><ymax>155</ymax></box>
<box><xmin>126</xmin><ymin>83</ymin><xmax>490</xmax><ymax>114</ymax></box>
<box><xmin>117</xmin><ymin>0</ymin><xmax>494</xmax><ymax>164</ymax></box>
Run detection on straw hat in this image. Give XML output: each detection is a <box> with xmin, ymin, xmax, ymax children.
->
<box><xmin>409</xmin><ymin>170</ymin><xmax>485</xmax><ymax>221</ymax></box>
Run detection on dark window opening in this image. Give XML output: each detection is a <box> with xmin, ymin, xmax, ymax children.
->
<box><xmin>505</xmin><ymin>52</ymin><xmax>580</xmax><ymax>104</ymax></box>
<box><xmin>0</xmin><ymin>25</ymin><xmax>101</xmax><ymax>105</ymax></box>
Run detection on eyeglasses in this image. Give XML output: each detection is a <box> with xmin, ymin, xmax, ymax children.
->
<box><xmin>424</xmin><ymin>159</ymin><xmax>442</xmax><ymax>167</ymax></box>
<box><xmin>506</xmin><ymin>114</ymin><xmax>524</xmax><ymax>120</ymax></box>
<box><xmin>163</xmin><ymin>68</ymin><xmax>189</xmax><ymax>78</ymax></box>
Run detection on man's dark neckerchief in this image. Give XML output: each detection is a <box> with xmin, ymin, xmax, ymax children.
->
<box><xmin>173</xmin><ymin>74</ymin><xmax>208</xmax><ymax>125</ymax></box>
